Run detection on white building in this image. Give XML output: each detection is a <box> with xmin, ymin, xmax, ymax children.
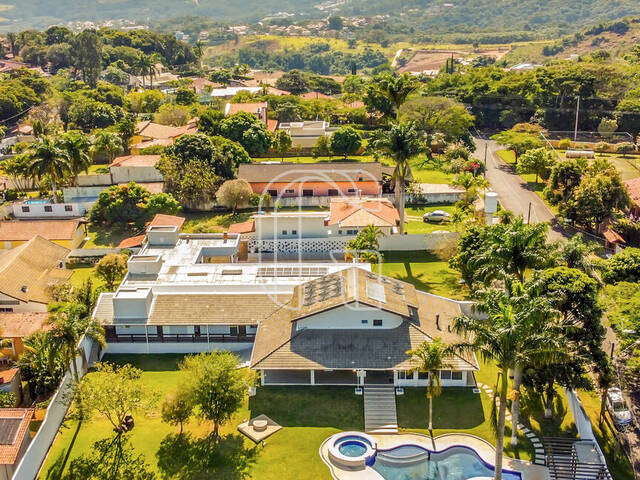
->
<box><xmin>277</xmin><ymin>121</ymin><xmax>336</xmax><ymax>149</ymax></box>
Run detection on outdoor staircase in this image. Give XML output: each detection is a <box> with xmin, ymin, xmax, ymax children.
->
<box><xmin>364</xmin><ymin>386</ymin><xmax>398</xmax><ymax>434</ymax></box>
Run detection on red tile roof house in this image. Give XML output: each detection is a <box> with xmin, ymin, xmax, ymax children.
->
<box><xmin>109</xmin><ymin>155</ymin><xmax>164</xmax><ymax>184</ymax></box>
<box><xmin>0</xmin><ymin>408</ymin><xmax>34</xmax><ymax>479</ymax></box>
<box><xmin>237</xmin><ymin>162</ymin><xmax>383</xmax><ymax>204</ymax></box>
<box><xmin>625</xmin><ymin>178</ymin><xmax>640</xmax><ymax>217</ymax></box>
<box><xmin>224</xmin><ymin>102</ymin><xmax>278</xmax><ymax>132</ymax></box>
<box><xmin>118</xmin><ymin>214</ymin><xmax>186</xmax><ymax>250</ymax></box>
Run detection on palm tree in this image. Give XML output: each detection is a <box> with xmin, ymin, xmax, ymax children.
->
<box><xmin>138</xmin><ymin>54</ymin><xmax>161</xmax><ymax>88</ymax></box>
<box><xmin>407</xmin><ymin>338</ymin><xmax>448</xmax><ymax>431</ymax></box>
<box><xmin>91</xmin><ymin>130</ymin><xmax>123</xmax><ymax>164</ymax></box>
<box><xmin>59</xmin><ymin>131</ymin><xmax>91</xmax><ymax>186</ymax></box>
<box><xmin>376</xmin><ymin>73</ymin><xmax>418</xmax><ymax>119</ymax></box>
<box><xmin>346</xmin><ymin>224</ymin><xmax>383</xmax><ymax>263</ymax></box>
<box><xmin>6</xmin><ymin>32</ymin><xmax>17</xmax><ymax>57</ymax></box>
<box><xmin>560</xmin><ymin>233</ymin><xmax>601</xmax><ymax>277</ymax></box>
<box><xmin>371</xmin><ymin>122</ymin><xmax>426</xmax><ymax>234</ymax></box>
<box><xmin>27</xmin><ymin>136</ymin><xmax>71</xmax><ymax>203</ymax></box>
<box><xmin>18</xmin><ymin>331</ymin><xmax>65</xmax><ymax>397</ymax></box>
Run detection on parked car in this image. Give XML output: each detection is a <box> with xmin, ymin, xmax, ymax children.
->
<box><xmin>423</xmin><ymin>210</ymin><xmax>451</xmax><ymax>223</ymax></box>
<box><xmin>606</xmin><ymin>388</ymin><xmax>633</xmax><ymax>429</ymax></box>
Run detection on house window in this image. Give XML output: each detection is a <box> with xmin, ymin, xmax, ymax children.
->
<box><xmin>64</xmin><ymin>205</ymin><xmax>73</xmax><ymax>212</ymax></box>
<box><xmin>230</xmin><ymin>326</ymin><xmax>238</xmax><ymax>336</ymax></box>
<box><xmin>373</xmin><ymin>319</ymin><xmax>383</xmax><ymax>327</ymax></box>
<box><xmin>291</xmin><ymin>230</ymin><xmax>297</xmax><ymax>235</ymax></box>
<box><xmin>347</xmin><ymin>189</ymin><xmax>356</xmax><ymax>194</ymax></box>
<box><xmin>397</xmin><ymin>370</ymin><xmax>407</xmax><ymax>380</ymax></box>
<box><xmin>0</xmin><ymin>308</ymin><xmax>13</xmax><ymax>312</ymax></box>
<box><xmin>21</xmin><ymin>206</ymin><xmax>29</xmax><ymax>213</ymax></box>
<box><xmin>328</xmin><ymin>189</ymin><xmax>338</xmax><ymax>196</ymax></box>
<box><xmin>347</xmin><ymin>229</ymin><xmax>358</xmax><ymax>235</ymax></box>
<box><xmin>44</xmin><ymin>205</ymin><xmax>52</xmax><ymax>212</ymax></box>
<box><xmin>285</xmin><ymin>189</ymin><xmax>295</xmax><ymax>194</ymax></box>
<box><xmin>0</xmin><ymin>300</ymin><xmax>19</xmax><ymax>305</ymax></box>
<box><xmin>338</xmin><ymin>230</ymin><xmax>342</xmax><ymax>235</ymax></box>
<box><xmin>282</xmin><ymin>230</ymin><xmax>287</xmax><ymax>235</ymax></box>
<box><xmin>440</xmin><ymin>370</ymin><xmax>452</xmax><ymax>380</ymax></box>
<box><xmin>418</xmin><ymin>371</ymin><xmax>429</xmax><ymax>380</ymax></box>
<box><xmin>361</xmin><ymin>319</ymin><xmax>368</xmax><ymax>324</ymax></box>
<box><xmin>302</xmin><ymin>189</ymin><xmax>313</xmax><ymax>197</ymax></box>
<box><xmin>267</xmin><ymin>189</ymin><xmax>278</xmax><ymax>197</ymax></box>
<box><xmin>451</xmin><ymin>371</ymin><xmax>463</xmax><ymax>381</ymax></box>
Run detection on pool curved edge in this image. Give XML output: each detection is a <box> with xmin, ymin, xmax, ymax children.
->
<box><xmin>327</xmin><ymin>432</ymin><xmax>377</xmax><ymax>469</ymax></box>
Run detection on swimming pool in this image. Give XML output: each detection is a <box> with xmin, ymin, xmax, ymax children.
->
<box><xmin>373</xmin><ymin>444</ymin><xmax>522</xmax><ymax>480</ymax></box>
<box><xmin>23</xmin><ymin>199</ymin><xmax>49</xmax><ymax>205</ymax></box>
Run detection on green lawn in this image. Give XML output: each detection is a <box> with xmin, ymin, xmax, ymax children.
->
<box><xmin>410</xmin><ymin>155</ymin><xmax>455</xmax><ymax>184</ymax></box>
<box><xmin>252</xmin><ymin>155</ymin><xmax>386</xmax><ymax>165</ymax></box>
<box><xmin>405</xmin><ymin>205</ymin><xmax>457</xmax><ymax>234</ymax></box>
<box><xmin>182</xmin><ymin>211</ymin><xmax>254</xmax><ymax>233</ymax></box>
<box><xmin>67</xmin><ymin>265</ymin><xmax>105</xmax><ymax>290</ymax></box>
<box><xmin>374</xmin><ymin>250</ymin><xmax>465</xmax><ymax>300</ymax></box>
<box><xmin>83</xmin><ymin>223</ymin><xmax>136</xmax><ymax>248</ymax></box>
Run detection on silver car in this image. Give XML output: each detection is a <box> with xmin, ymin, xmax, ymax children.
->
<box><xmin>606</xmin><ymin>388</ymin><xmax>633</xmax><ymax>429</ymax></box>
<box><xmin>423</xmin><ymin>210</ymin><xmax>451</xmax><ymax>223</ymax></box>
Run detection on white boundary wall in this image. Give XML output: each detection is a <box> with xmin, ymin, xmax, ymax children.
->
<box><xmin>12</xmin><ymin>336</ymin><xmax>96</xmax><ymax>480</ymax></box>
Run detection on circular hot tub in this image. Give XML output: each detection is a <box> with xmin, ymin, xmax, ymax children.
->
<box><xmin>328</xmin><ymin>432</ymin><xmax>377</xmax><ymax>469</ymax></box>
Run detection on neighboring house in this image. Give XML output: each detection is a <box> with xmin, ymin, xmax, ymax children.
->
<box><xmin>625</xmin><ymin>178</ymin><xmax>640</xmax><ymax>217</ymax></box>
<box><xmin>0</xmin><ymin>220</ymin><xmax>84</xmax><ymax>250</ymax></box>
<box><xmin>250</xmin><ymin>266</ymin><xmax>478</xmax><ymax>387</ymax></box>
<box><xmin>0</xmin><ymin>369</ymin><xmax>21</xmax><ymax>402</ymax></box>
<box><xmin>277</xmin><ymin>121</ymin><xmax>335</xmax><ymax>149</ymax></box>
<box><xmin>109</xmin><ymin>155</ymin><xmax>163</xmax><ymax>184</ymax></box>
<box><xmin>299</xmin><ymin>91</ymin><xmax>333</xmax><ymax>101</ymax></box>
<box><xmin>0</xmin><ymin>312</ymin><xmax>51</xmax><ymax>360</ymax></box>
<box><xmin>210</xmin><ymin>86</ymin><xmax>289</xmax><ymax>99</ymax></box>
<box><xmin>129</xmin><ymin>120</ymin><xmax>197</xmax><ymax>154</ymax></box>
<box><xmin>224</xmin><ymin>102</ymin><xmax>278</xmax><ymax>133</ymax></box>
<box><xmin>0</xmin><ymin>408</ymin><xmax>35</xmax><ymax>480</ymax></box>
<box><xmin>132</xmin><ymin>63</ymin><xmax>179</xmax><ymax>89</ymax></box>
<box><xmin>117</xmin><ymin>214</ymin><xmax>186</xmax><ymax>250</ymax></box>
<box><xmin>0</xmin><ymin>236</ymin><xmax>72</xmax><ymax>312</ymax></box>
<box><xmin>12</xmin><ymin>200</ymin><xmax>91</xmax><ymax>219</ymax></box>
<box><xmin>326</xmin><ymin>197</ymin><xmax>403</xmax><ymax>235</ymax></box>
<box><xmin>238</xmin><ymin>162</ymin><xmax>382</xmax><ymax>198</ymax></box>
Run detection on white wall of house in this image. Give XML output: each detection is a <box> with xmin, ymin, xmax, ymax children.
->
<box><xmin>296</xmin><ymin>304</ymin><xmax>403</xmax><ymax>330</ymax></box>
<box><xmin>77</xmin><ymin>173</ymin><xmax>112</xmax><ymax>186</ymax></box>
<box><xmin>110</xmin><ymin>166</ymin><xmax>163</xmax><ymax>184</ymax></box>
<box><xmin>395</xmin><ymin>369</ymin><xmax>471</xmax><ymax>387</ymax></box>
<box><xmin>0</xmin><ymin>293</ymin><xmax>46</xmax><ymax>313</ymax></box>
<box><xmin>254</xmin><ymin>215</ymin><xmax>328</xmax><ymax>240</ymax></box>
<box><xmin>12</xmin><ymin>202</ymin><xmax>92</xmax><ymax>218</ymax></box>
<box><xmin>105</xmin><ymin>342</ymin><xmax>252</xmax><ymax>354</ymax></box>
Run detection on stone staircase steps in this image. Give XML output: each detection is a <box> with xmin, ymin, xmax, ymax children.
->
<box><xmin>364</xmin><ymin>386</ymin><xmax>398</xmax><ymax>434</ymax></box>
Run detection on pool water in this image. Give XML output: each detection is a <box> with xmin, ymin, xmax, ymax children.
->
<box><xmin>339</xmin><ymin>441</ymin><xmax>368</xmax><ymax>457</ymax></box>
<box><xmin>373</xmin><ymin>445</ymin><xmax>521</xmax><ymax>480</ymax></box>
<box><xmin>24</xmin><ymin>199</ymin><xmax>49</xmax><ymax>204</ymax></box>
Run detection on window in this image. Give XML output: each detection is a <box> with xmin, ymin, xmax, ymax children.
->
<box><xmin>373</xmin><ymin>319</ymin><xmax>383</xmax><ymax>327</ymax></box>
<box><xmin>347</xmin><ymin>188</ymin><xmax>356</xmax><ymax>194</ymax></box>
<box><xmin>282</xmin><ymin>230</ymin><xmax>287</xmax><ymax>235</ymax></box>
<box><xmin>361</xmin><ymin>319</ymin><xmax>368</xmax><ymax>324</ymax></box>
<box><xmin>418</xmin><ymin>371</ymin><xmax>429</xmax><ymax>380</ymax></box>
<box><xmin>44</xmin><ymin>205</ymin><xmax>52</xmax><ymax>212</ymax></box>
<box><xmin>338</xmin><ymin>230</ymin><xmax>342</xmax><ymax>235</ymax></box>
<box><xmin>64</xmin><ymin>205</ymin><xmax>73</xmax><ymax>212</ymax></box>
<box><xmin>267</xmin><ymin>189</ymin><xmax>278</xmax><ymax>197</ymax></box>
<box><xmin>347</xmin><ymin>229</ymin><xmax>358</xmax><ymax>235</ymax></box>
<box><xmin>440</xmin><ymin>370</ymin><xmax>452</xmax><ymax>380</ymax></box>
<box><xmin>302</xmin><ymin>189</ymin><xmax>313</xmax><ymax>197</ymax></box>
<box><xmin>451</xmin><ymin>371</ymin><xmax>463</xmax><ymax>381</ymax></box>
<box><xmin>0</xmin><ymin>308</ymin><xmax>13</xmax><ymax>313</ymax></box>
<box><xmin>230</xmin><ymin>326</ymin><xmax>238</xmax><ymax>336</ymax></box>
<box><xmin>21</xmin><ymin>206</ymin><xmax>29</xmax><ymax>213</ymax></box>
<box><xmin>285</xmin><ymin>189</ymin><xmax>295</xmax><ymax>194</ymax></box>
<box><xmin>328</xmin><ymin>189</ymin><xmax>338</xmax><ymax>196</ymax></box>
<box><xmin>397</xmin><ymin>370</ymin><xmax>407</xmax><ymax>380</ymax></box>
<box><xmin>291</xmin><ymin>230</ymin><xmax>297</xmax><ymax>235</ymax></box>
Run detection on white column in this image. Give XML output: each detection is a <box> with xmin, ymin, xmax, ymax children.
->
<box><xmin>310</xmin><ymin>370</ymin><xmax>315</xmax><ymax>386</ymax></box>
<box><xmin>393</xmin><ymin>370</ymin><xmax>398</xmax><ymax>386</ymax></box>
<box><xmin>260</xmin><ymin>370</ymin><xmax>265</xmax><ymax>386</ymax></box>
<box><xmin>145</xmin><ymin>326</ymin><xmax>149</xmax><ymax>354</ymax></box>
<box><xmin>413</xmin><ymin>370</ymin><xmax>418</xmax><ymax>386</ymax></box>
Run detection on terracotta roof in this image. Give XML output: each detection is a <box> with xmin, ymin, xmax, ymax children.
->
<box><xmin>117</xmin><ymin>182</ymin><xmax>164</xmax><ymax>194</ymax></box>
<box><xmin>0</xmin><ymin>220</ymin><xmax>80</xmax><ymax>242</ymax></box>
<box><xmin>300</xmin><ymin>91</ymin><xmax>333</xmax><ymax>100</ymax></box>
<box><xmin>110</xmin><ymin>155</ymin><xmax>161</xmax><ymax>168</ymax></box>
<box><xmin>0</xmin><ymin>409</ymin><xmax>34</xmax><ymax>465</ymax></box>
<box><xmin>10</xmin><ymin>125</ymin><xmax>32</xmax><ymax>135</ymax></box>
<box><xmin>0</xmin><ymin>236</ymin><xmax>72</xmax><ymax>304</ymax></box>
<box><xmin>149</xmin><ymin>214</ymin><xmax>185</xmax><ymax>229</ymax></box>
<box><xmin>225</xmin><ymin>102</ymin><xmax>267</xmax><ymax>116</ymax></box>
<box><xmin>136</xmin><ymin>121</ymin><xmax>186</xmax><ymax>140</ymax></box>
<box><xmin>625</xmin><ymin>178</ymin><xmax>640</xmax><ymax>207</ymax></box>
<box><xmin>603</xmin><ymin>229</ymin><xmax>625</xmax><ymax>244</ymax></box>
<box><xmin>117</xmin><ymin>235</ymin><xmax>145</xmax><ymax>249</ymax></box>
<box><xmin>328</xmin><ymin>198</ymin><xmax>401</xmax><ymax>228</ymax></box>
<box><xmin>0</xmin><ymin>312</ymin><xmax>50</xmax><ymax>338</ymax></box>
<box><xmin>266</xmin><ymin>118</ymin><xmax>278</xmax><ymax>132</ymax></box>
<box><xmin>267</xmin><ymin>87</ymin><xmax>291</xmax><ymax>96</ymax></box>
<box><xmin>238</xmin><ymin>162</ymin><xmax>383</xmax><ymax>183</ymax></box>
<box><xmin>250</xmin><ymin>269</ymin><xmax>477</xmax><ymax>371</ymax></box>
<box><xmin>343</xmin><ymin>100</ymin><xmax>365</xmax><ymax>109</ymax></box>
<box><xmin>228</xmin><ymin>221</ymin><xmax>255</xmax><ymax>234</ymax></box>
<box><xmin>130</xmin><ymin>138</ymin><xmax>174</xmax><ymax>150</ymax></box>
<box><xmin>0</xmin><ymin>369</ymin><xmax>18</xmax><ymax>385</ymax></box>
<box><xmin>190</xmin><ymin>77</ymin><xmax>220</xmax><ymax>90</ymax></box>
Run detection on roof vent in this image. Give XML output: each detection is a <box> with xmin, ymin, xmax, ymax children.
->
<box><xmin>20</xmin><ymin>286</ymin><xmax>28</xmax><ymax>293</ymax></box>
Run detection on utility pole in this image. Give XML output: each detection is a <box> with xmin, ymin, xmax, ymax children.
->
<box><xmin>527</xmin><ymin>202</ymin><xmax>532</xmax><ymax>224</ymax></box>
<box><xmin>574</xmin><ymin>96</ymin><xmax>580</xmax><ymax>142</ymax></box>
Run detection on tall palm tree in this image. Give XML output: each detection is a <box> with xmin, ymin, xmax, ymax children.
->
<box><xmin>407</xmin><ymin>338</ymin><xmax>448</xmax><ymax>431</ymax></box>
<box><xmin>454</xmin><ymin>286</ymin><xmax>567</xmax><ymax>479</ymax></box>
<box><xmin>27</xmin><ymin>137</ymin><xmax>71</xmax><ymax>203</ymax></box>
<box><xmin>377</xmin><ymin>73</ymin><xmax>418</xmax><ymax>119</ymax></box>
<box><xmin>59</xmin><ymin>130</ymin><xmax>91</xmax><ymax>186</ymax></box>
<box><xmin>138</xmin><ymin>53</ymin><xmax>161</xmax><ymax>88</ymax></box>
<box><xmin>372</xmin><ymin>122</ymin><xmax>426</xmax><ymax>234</ymax></box>
<box><xmin>91</xmin><ymin>130</ymin><xmax>123</xmax><ymax>164</ymax></box>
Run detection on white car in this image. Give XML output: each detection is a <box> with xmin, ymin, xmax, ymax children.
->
<box><xmin>423</xmin><ymin>210</ymin><xmax>451</xmax><ymax>223</ymax></box>
<box><xmin>606</xmin><ymin>388</ymin><xmax>633</xmax><ymax>429</ymax></box>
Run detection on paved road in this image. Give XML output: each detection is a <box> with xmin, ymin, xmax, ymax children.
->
<box><xmin>473</xmin><ymin>137</ymin><xmax>568</xmax><ymax>241</ymax></box>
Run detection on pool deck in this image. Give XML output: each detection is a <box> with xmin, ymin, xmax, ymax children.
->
<box><xmin>320</xmin><ymin>432</ymin><xmax>549</xmax><ymax>480</ymax></box>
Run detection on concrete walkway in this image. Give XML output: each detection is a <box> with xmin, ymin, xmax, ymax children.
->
<box><xmin>364</xmin><ymin>386</ymin><xmax>398</xmax><ymax>434</ymax></box>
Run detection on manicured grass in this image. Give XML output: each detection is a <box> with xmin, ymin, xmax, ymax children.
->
<box><xmin>374</xmin><ymin>250</ymin><xmax>465</xmax><ymax>300</ymax></box>
<box><xmin>410</xmin><ymin>155</ymin><xmax>455</xmax><ymax>184</ymax></box>
<box><xmin>405</xmin><ymin>205</ymin><xmax>457</xmax><ymax>234</ymax></box>
<box><xmin>182</xmin><ymin>211</ymin><xmax>253</xmax><ymax>233</ymax></box>
<box><xmin>67</xmin><ymin>265</ymin><xmax>105</xmax><ymax>290</ymax></box>
<box><xmin>83</xmin><ymin>223</ymin><xmax>135</xmax><ymax>248</ymax></box>
<box><xmin>85</xmin><ymin>164</ymin><xmax>110</xmax><ymax>174</ymax></box>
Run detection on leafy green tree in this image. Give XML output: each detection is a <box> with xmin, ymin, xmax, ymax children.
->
<box><xmin>275</xmin><ymin>70</ymin><xmax>309</xmax><ymax>94</ymax></box>
<box><xmin>175</xmin><ymin>86</ymin><xmax>198</xmax><ymax>105</ymax></box>
<box><xmin>373</xmin><ymin>72</ymin><xmax>418</xmax><ymax>119</ymax></box>
<box><xmin>272</xmin><ymin>129</ymin><xmax>292</xmax><ymax>160</ymax></box>
<box><xmin>328</xmin><ymin>16</ymin><xmax>344</xmax><ymax>30</ymax></box>
<box><xmin>616</xmin><ymin>142</ymin><xmax>635</xmax><ymax>157</ymax></box>
<box><xmin>449</xmin><ymin>225</ymin><xmax>486</xmax><ymax>288</ymax></box>
<box><xmin>330</xmin><ymin>126</ymin><xmax>362</xmax><ymax>159</ymax></box>
<box><xmin>179</xmin><ymin>352</ymin><xmax>255</xmax><ymax>438</ymax></box>
<box><xmin>603</xmin><ymin>247</ymin><xmax>640</xmax><ymax>284</ymax></box>
<box><xmin>126</xmin><ymin>89</ymin><xmax>165</xmax><ymax>114</ymax></box>
<box><xmin>545</xmin><ymin>157</ymin><xmax>587</xmax><ymax>203</ymax></box>
<box><xmin>161</xmin><ymin>389</ymin><xmax>194</xmax><ymax>435</ymax></box>
<box><xmin>78</xmin><ymin>362</ymin><xmax>157</xmax><ymax>431</ymax></box>
<box><xmin>346</xmin><ymin>225</ymin><xmax>383</xmax><ymax>263</ymax></box>
<box><xmin>154</xmin><ymin>103</ymin><xmax>190</xmax><ymax>126</ymax></box>
<box><xmin>1</xmin><ymin>153</ymin><xmax>35</xmax><ymax>193</ymax></box>
<box><xmin>516</xmin><ymin>147</ymin><xmax>555</xmax><ymax>185</ymax></box>
<box><xmin>18</xmin><ymin>331</ymin><xmax>64</xmax><ymax>397</ymax></box>
<box><xmin>220</xmin><ymin>112</ymin><xmax>271</xmax><ymax>154</ymax></box>
<box><xmin>399</xmin><ymin>96</ymin><xmax>475</xmax><ymax>145</ymax></box>
<box><xmin>89</xmin><ymin>182</ymin><xmax>151</xmax><ymax>227</ymax></box>
<box><xmin>27</xmin><ymin>136</ymin><xmax>71</xmax><ymax>203</ymax></box>
<box><xmin>560</xmin><ymin>233</ymin><xmax>601</xmax><ymax>276</ymax></box>
<box><xmin>197</xmin><ymin>109</ymin><xmax>225</xmax><ymax>136</ymax></box>
<box><xmin>491</xmin><ymin>130</ymin><xmax>543</xmax><ymax>165</ymax></box>
<box><xmin>116</xmin><ymin>114</ymin><xmax>137</xmax><ymax>152</ymax></box>
<box><xmin>0</xmin><ymin>392</ymin><xmax>16</xmax><ymax>408</ymax></box>
<box><xmin>68</xmin><ymin>98</ymin><xmax>122</xmax><ymax>131</ymax></box>
<box><xmin>146</xmin><ymin>193</ymin><xmax>181</xmax><ymax>217</ymax></box>
<box><xmin>312</xmin><ymin>135</ymin><xmax>331</xmax><ymax>158</ymax></box>
<box><xmin>216</xmin><ymin>179</ymin><xmax>253</xmax><ymax>214</ymax></box>
<box><xmin>406</xmin><ymin>339</ymin><xmax>448</xmax><ymax>431</ymax></box>
<box><xmin>597</xmin><ymin>117</ymin><xmax>617</xmax><ymax>138</ymax></box>
<box><xmin>72</xmin><ymin>30</ymin><xmax>102</xmax><ymax>87</ymax></box>
<box><xmin>91</xmin><ymin>130</ymin><xmax>123</xmax><ymax>163</ymax></box>
<box><xmin>58</xmin><ymin>130</ymin><xmax>91</xmax><ymax>185</ymax></box>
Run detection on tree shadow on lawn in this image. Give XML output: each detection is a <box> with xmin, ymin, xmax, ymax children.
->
<box><xmin>42</xmin><ymin>421</ymin><xmax>83</xmax><ymax>480</ymax></box>
<box><xmin>156</xmin><ymin>432</ymin><xmax>257</xmax><ymax>480</ymax></box>
<box><xmin>101</xmin><ymin>353</ymin><xmax>185</xmax><ymax>371</ymax></box>
<box><xmin>86</xmin><ymin>224</ymin><xmax>136</xmax><ymax>248</ymax></box>
<box><xmin>248</xmin><ymin>386</ymin><xmax>363</xmax><ymax>429</ymax></box>
<box><xmin>519</xmin><ymin>388</ymin><xmax>577</xmax><ymax>438</ymax></box>
<box><xmin>396</xmin><ymin>388</ymin><xmax>485</xmax><ymax>430</ymax></box>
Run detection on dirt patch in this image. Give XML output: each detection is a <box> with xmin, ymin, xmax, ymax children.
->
<box><xmin>398</xmin><ymin>47</ymin><xmax>510</xmax><ymax>73</ymax></box>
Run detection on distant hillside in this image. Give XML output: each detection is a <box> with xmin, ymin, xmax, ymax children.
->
<box><xmin>2</xmin><ymin>0</ymin><xmax>640</xmax><ymax>37</ymax></box>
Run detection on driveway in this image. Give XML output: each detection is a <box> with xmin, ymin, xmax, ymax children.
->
<box><xmin>473</xmin><ymin>137</ymin><xmax>568</xmax><ymax>241</ymax></box>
